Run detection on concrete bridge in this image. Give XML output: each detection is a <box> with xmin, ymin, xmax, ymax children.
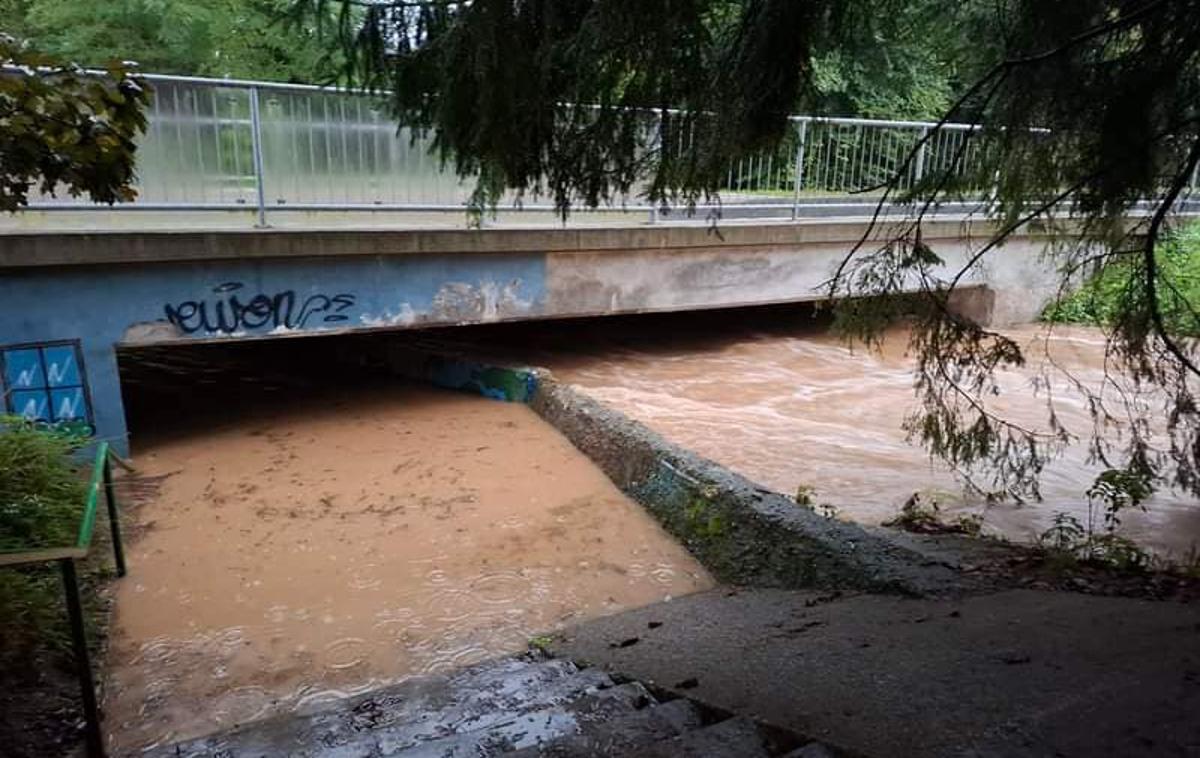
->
<box><xmin>0</xmin><ymin>217</ymin><xmax>1057</xmax><ymax>452</ymax></box>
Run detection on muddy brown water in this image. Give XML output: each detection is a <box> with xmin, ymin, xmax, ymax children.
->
<box><xmin>529</xmin><ymin>320</ymin><xmax>1200</xmax><ymax>559</ymax></box>
<box><xmin>104</xmin><ymin>382</ymin><xmax>712</xmax><ymax>753</ymax></box>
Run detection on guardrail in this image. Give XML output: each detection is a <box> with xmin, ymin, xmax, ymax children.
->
<box><xmin>0</xmin><ymin>441</ymin><xmax>126</xmax><ymax>758</ymax></box>
<box><xmin>18</xmin><ymin>72</ymin><xmax>1005</xmax><ymax>225</ymax></box>
<box><xmin>20</xmin><ymin>71</ymin><xmax>1200</xmax><ymax>227</ymax></box>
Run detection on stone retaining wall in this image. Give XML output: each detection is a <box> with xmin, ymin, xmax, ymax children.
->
<box><xmin>528</xmin><ymin>373</ymin><xmax>962</xmax><ymax>596</ymax></box>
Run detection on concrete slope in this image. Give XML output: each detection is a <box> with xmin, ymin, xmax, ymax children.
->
<box><xmin>548</xmin><ymin>588</ymin><xmax>1200</xmax><ymax>758</ymax></box>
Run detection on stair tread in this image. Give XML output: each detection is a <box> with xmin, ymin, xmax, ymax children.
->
<box><xmin>388</xmin><ymin>681</ymin><xmax>657</xmax><ymax>757</ymax></box>
<box><xmin>631</xmin><ymin>716</ymin><xmax>771</xmax><ymax>758</ymax></box>
<box><xmin>153</xmin><ymin>657</ymin><xmax>614</xmax><ymax>757</ymax></box>
<box><xmin>506</xmin><ymin>697</ymin><xmax>706</xmax><ymax>757</ymax></box>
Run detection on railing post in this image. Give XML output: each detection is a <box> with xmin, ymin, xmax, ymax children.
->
<box><xmin>913</xmin><ymin>126</ymin><xmax>929</xmax><ymax>185</ymax></box>
<box><xmin>248</xmin><ymin>85</ymin><xmax>268</xmax><ymax>227</ymax></box>
<box><xmin>102</xmin><ymin>454</ymin><xmax>126</xmax><ymax>578</ymax></box>
<box><xmin>791</xmin><ymin>119</ymin><xmax>809</xmax><ymax>221</ymax></box>
<box><xmin>61</xmin><ymin>559</ymin><xmax>105</xmax><ymax>758</ymax></box>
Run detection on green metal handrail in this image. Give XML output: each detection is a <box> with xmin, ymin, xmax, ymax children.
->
<box><xmin>0</xmin><ymin>441</ymin><xmax>126</xmax><ymax>758</ymax></box>
<box><xmin>76</xmin><ymin>443</ymin><xmax>106</xmax><ymax>550</ymax></box>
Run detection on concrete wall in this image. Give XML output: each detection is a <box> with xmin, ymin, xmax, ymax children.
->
<box><xmin>0</xmin><ymin>219</ymin><xmax>1060</xmax><ymax>451</ymax></box>
<box><xmin>1</xmin><ymin>253</ymin><xmax>545</xmax><ymax>451</ymax></box>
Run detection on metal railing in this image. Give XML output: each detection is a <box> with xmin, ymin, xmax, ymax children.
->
<box><xmin>23</xmin><ymin>71</ymin><xmax>1196</xmax><ymax>225</ymax></box>
<box><xmin>0</xmin><ymin>441</ymin><xmax>126</xmax><ymax>758</ymax></box>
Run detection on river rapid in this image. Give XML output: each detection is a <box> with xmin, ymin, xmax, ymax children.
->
<box><xmin>500</xmin><ymin>313</ymin><xmax>1200</xmax><ymax>560</ymax></box>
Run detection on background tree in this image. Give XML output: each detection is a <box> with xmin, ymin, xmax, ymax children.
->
<box><xmin>0</xmin><ymin>0</ymin><xmax>342</xmax><ymax>83</ymax></box>
<box><xmin>300</xmin><ymin>0</ymin><xmax>1200</xmax><ymax>506</ymax></box>
<box><xmin>0</xmin><ymin>36</ymin><xmax>149</xmax><ymax>210</ymax></box>
<box><xmin>807</xmin><ymin>0</ymin><xmax>1001</xmax><ymax>120</ymax></box>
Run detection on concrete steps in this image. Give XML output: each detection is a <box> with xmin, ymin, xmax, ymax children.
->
<box><xmin>147</xmin><ymin>653</ymin><xmax>833</xmax><ymax>757</ymax></box>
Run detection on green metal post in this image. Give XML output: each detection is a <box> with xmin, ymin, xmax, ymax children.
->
<box><xmin>102</xmin><ymin>457</ymin><xmax>126</xmax><ymax>577</ymax></box>
<box><xmin>60</xmin><ymin>559</ymin><xmax>105</xmax><ymax>758</ymax></box>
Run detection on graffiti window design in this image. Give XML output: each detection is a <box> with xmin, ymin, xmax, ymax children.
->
<box><xmin>1</xmin><ymin>340</ymin><xmax>93</xmax><ymax>430</ymax></box>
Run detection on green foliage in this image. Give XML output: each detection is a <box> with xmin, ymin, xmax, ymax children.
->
<box><xmin>0</xmin><ymin>417</ymin><xmax>96</xmax><ymax>672</ymax></box>
<box><xmin>1037</xmin><ymin>512</ymin><xmax>1151</xmax><ymax>573</ymax></box>
<box><xmin>299</xmin><ymin>0</ymin><xmax>1008</xmax><ymax>215</ymax></box>
<box><xmin>1045</xmin><ymin>222</ymin><xmax>1200</xmax><ymax>337</ymax></box>
<box><xmin>0</xmin><ymin>567</ymin><xmax>70</xmax><ymax>666</ymax></box>
<box><xmin>1039</xmin><ymin>511</ymin><xmax>1087</xmax><ymax>553</ymax></box>
<box><xmin>0</xmin><ymin>559</ymin><xmax>112</xmax><ymax>672</ymax></box>
<box><xmin>0</xmin><ymin>37</ymin><xmax>149</xmax><ymax>210</ymax></box>
<box><xmin>1037</xmin><ymin>467</ymin><xmax>1155</xmax><ymax>572</ymax></box>
<box><xmin>1086</xmin><ymin>467</ymin><xmax>1153</xmax><ymax>529</ymax></box>
<box><xmin>2</xmin><ymin>0</ymin><xmax>342</xmax><ymax>82</ymax></box>
<box><xmin>807</xmin><ymin>0</ymin><xmax>999</xmax><ymax>120</ymax></box>
<box><xmin>527</xmin><ymin>634</ymin><xmax>556</xmax><ymax>652</ymax></box>
<box><xmin>0</xmin><ymin>416</ymin><xmax>87</xmax><ymax>552</ymax></box>
<box><xmin>684</xmin><ymin>496</ymin><xmax>727</xmax><ymax>540</ymax></box>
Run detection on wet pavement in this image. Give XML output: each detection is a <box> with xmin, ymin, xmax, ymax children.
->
<box><xmin>549</xmin><ymin>586</ymin><xmax>1200</xmax><ymax>758</ymax></box>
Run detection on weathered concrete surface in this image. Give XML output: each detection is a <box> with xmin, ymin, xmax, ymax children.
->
<box><xmin>530</xmin><ymin>373</ymin><xmax>967</xmax><ymax>596</ymax></box>
<box><xmin>0</xmin><ymin>216</ymin><xmax>1032</xmax><ymax>268</ymax></box>
<box><xmin>548</xmin><ymin>587</ymin><xmax>1200</xmax><ymax>758</ymax></box>
<box><xmin>145</xmin><ymin>654</ymin><xmax>811</xmax><ymax>758</ymax></box>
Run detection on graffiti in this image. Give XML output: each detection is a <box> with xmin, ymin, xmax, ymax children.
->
<box><xmin>164</xmin><ymin>282</ymin><xmax>356</xmax><ymax>335</ymax></box>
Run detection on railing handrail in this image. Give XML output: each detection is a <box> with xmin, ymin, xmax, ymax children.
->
<box><xmin>7</xmin><ymin>64</ymin><xmax>986</xmax><ymax>131</ymax></box>
<box><xmin>12</xmin><ymin>65</ymin><xmax>1127</xmax><ymax>226</ymax></box>
<box><xmin>75</xmin><ymin>442</ymin><xmax>108</xmax><ymax>551</ymax></box>
<box><xmin>146</xmin><ymin>73</ymin><xmax>986</xmax><ymax>131</ymax></box>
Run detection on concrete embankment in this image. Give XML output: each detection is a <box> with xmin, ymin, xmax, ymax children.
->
<box><xmin>354</xmin><ymin>342</ymin><xmax>964</xmax><ymax>596</ymax></box>
<box><xmin>529</xmin><ymin>374</ymin><xmax>966</xmax><ymax>596</ymax></box>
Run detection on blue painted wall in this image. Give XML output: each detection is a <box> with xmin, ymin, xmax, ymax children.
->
<box><xmin>0</xmin><ymin>253</ymin><xmax>547</xmax><ymax>453</ymax></box>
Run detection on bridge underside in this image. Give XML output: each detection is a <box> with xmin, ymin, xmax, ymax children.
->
<box><xmin>0</xmin><ymin>219</ymin><xmax>1056</xmax><ymax>451</ymax></box>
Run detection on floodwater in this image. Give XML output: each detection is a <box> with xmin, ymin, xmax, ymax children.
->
<box><xmin>104</xmin><ymin>379</ymin><xmax>711</xmax><ymax>753</ymax></box>
<box><xmin>511</xmin><ymin>315</ymin><xmax>1200</xmax><ymax>559</ymax></box>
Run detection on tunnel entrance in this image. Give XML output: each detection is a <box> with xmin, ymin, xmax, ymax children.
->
<box><xmin>114</xmin><ymin>300</ymin><xmax>835</xmax><ymax>447</ymax></box>
<box><xmin>105</xmin><ymin>330</ymin><xmax>712</xmax><ymax>752</ymax></box>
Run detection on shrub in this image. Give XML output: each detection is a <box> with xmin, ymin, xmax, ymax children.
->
<box><xmin>0</xmin><ymin>416</ymin><xmax>87</xmax><ymax>552</ymax></box>
<box><xmin>0</xmin><ymin>417</ymin><xmax>90</xmax><ymax>667</ymax></box>
<box><xmin>1044</xmin><ymin>221</ymin><xmax>1200</xmax><ymax>336</ymax></box>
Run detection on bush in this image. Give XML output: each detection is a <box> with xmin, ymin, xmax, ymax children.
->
<box><xmin>0</xmin><ymin>416</ymin><xmax>87</xmax><ymax>552</ymax></box>
<box><xmin>0</xmin><ymin>417</ymin><xmax>90</xmax><ymax>668</ymax></box>
<box><xmin>1044</xmin><ymin>221</ymin><xmax>1200</xmax><ymax>336</ymax></box>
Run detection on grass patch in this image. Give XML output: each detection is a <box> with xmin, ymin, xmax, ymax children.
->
<box><xmin>0</xmin><ymin>416</ymin><xmax>99</xmax><ymax>667</ymax></box>
<box><xmin>0</xmin><ymin>416</ymin><xmax>88</xmax><ymax>552</ymax></box>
